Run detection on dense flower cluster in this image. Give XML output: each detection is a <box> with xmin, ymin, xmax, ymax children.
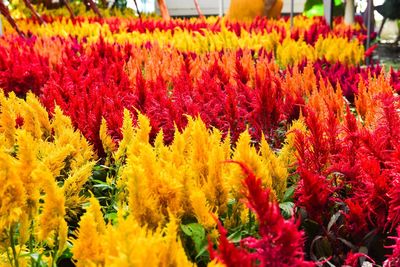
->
<box><xmin>0</xmin><ymin>14</ymin><xmax>399</xmax><ymax>267</ymax></box>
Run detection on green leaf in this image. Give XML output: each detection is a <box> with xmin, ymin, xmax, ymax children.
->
<box><xmin>327</xmin><ymin>212</ymin><xmax>341</xmax><ymax>232</ymax></box>
<box><xmin>323</xmin><ymin>259</ymin><xmax>336</xmax><ymax>267</ymax></box>
<box><xmin>92</xmin><ymin>183</ymin><xmax>112</xmax><ymax>190</ymax></box>
<box><xmin>337</xmin><ymin>238</ymin><xmax>356</xmax><ymax>250</ymax></box>
<box><xmin>279</xmin><ymin>202</ymin><xmax>294</xmax><ymax>219</ymax></box>
<box><xmin>227</xmin><ymin>198</ymin><xmax>236</xmax><ymax>206</ymax></box>
<box><xmin>104</xmin><ymin>212</ymin><xmax>118</xmax><ymax>224</ymax></box>
<box><xmin>283</xmin><ymin>185</ymin><xmax>296</xmax><ymax>202</ymax></box>
<box><xmin>304</xmin><ymin>0</ymin><xmax>344</xmax><ymax>17</ymax></box>
<box><xmin>180</xmin><ymin>223</ymin><xmax>206</xmax><ymax>252</ymax></box>
<box><xmin>311</xmin><ymin>235</ymin><xmax>332</xmax><ymax>260</ymax></box>
<box><xmin>19</xmin><ymin>252</ymin><xmax>47</xmax><ymax>266</ymax></box>
<box><xmin>19</xmin><ymin>252</ymin><xmax>40</xmax><ymax>260</ymax></box>
<box><xmin>92</xmin><ymin>169</ymin><xmax>108</xmax><ymax>181</ymax></box>
<box><xmin>228</xmin><ymin>229</ymin><xmax>243</xmax><ymax>243</ymax></box>
<box><xmin>195</xmin><ymin>244</ymin><xmax>209</xmax><ymax>260</ymax></box>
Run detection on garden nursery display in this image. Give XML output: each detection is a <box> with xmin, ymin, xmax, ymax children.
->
<box><xmin>1</xmin><ymin>7</ymin><xmax>400</xmax><ymax>267</ymax></box>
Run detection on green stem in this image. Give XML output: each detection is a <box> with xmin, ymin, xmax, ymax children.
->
<box><xmin>248</xmin><ymin>209</ymin><xmax>254</xmax><ymax>235</ymax></box>
<box><xmin>6</xmin><ymin>243</ymin><xmax>12</xmax><ymax>267</ymax></box>
<box><xmin>51</xmin><ymin>234</ymin><xmax>59</xmax><ymax>267</ymax></box>
<box><xmin>10</xmin><ymin>226</ymin><xmax>19</xmax><ymax>267</ymax></box>
<box><xmin>29</xmin><ymin>223</ymin><xmax>34</xmax><ymax>266</ymax></box>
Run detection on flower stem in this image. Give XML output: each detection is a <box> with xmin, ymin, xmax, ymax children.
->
<box><xmin>10</xmin><ymin>226</ymin><xmax>19</xmax><ymax>267</ymax></box>
<box><xmin>29</xmin><ymin>225</ymin><xmax>34</xmax><ymax>266</ymax></box>
<box><xmin>51</xmin><ymin>234</ymin><xmax>59</xmax><ymax>267</ymax></box>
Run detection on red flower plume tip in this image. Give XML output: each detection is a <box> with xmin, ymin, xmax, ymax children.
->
<box><xmin>384</xmin><ymin>226</ymin><xmax>400</xmax><ymax>267</ymax></box>
<box><xmin>364</xmin><ymin>44</ymin><xmax>378</xmax><ymax>58</ymax></box>
<box><xmin>344</xmin><ymin>252</ymin><xmax>375</xmax><ymax>267</ymax></box>
<box><xmin>210</xmin><ymin>161</ymin><xmax>314</xmax><ymax>267</ymax></box>
<box><xmin>295</xmin><ymin>167</ymin><xmax>333</xmax><ymax>223</ymax></box>
<box><xmin>208</xmin><ymin>214</ymin><xmax>254</xmax><ymax>267</ymax></box>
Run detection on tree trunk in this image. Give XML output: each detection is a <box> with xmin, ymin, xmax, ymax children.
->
<box><xmin>84</xmin><ymin>0</ymin><xmax>103</xmax><ymax>18</ymax></box>
<box><xmin>344</xmin><ymin>0</ymin><xmax>355</xmax><ymax>25</ymax></box>
<box><xmin>193</xmin><ymin>0</ymin><xmax>204</xmax><ymax>18</ymax></box>
<box><xmin>62</xmin><ymin>0</ymin><xmax>75</xmax><ymax>19</ymax></box>
<box><xmin>133</xmin><ymin>0</ymin><xmax>141</xmax><ymax>19</ymax></box>
<box><xmin>0</xmin><ymin>0</ymin><xmax>23</xmax><ymax>35</ymax></box>
<box><xmin>22</xmin><ymin>0</ymin><xmax>45</xmax><ymax>24</ymax></box>
<box><xmin>157</xmin><ymin>0</ymin><xmax>170</xmax><ymax>20</ymax></box>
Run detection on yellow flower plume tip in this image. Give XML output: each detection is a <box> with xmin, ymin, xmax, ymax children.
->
<box><xmin>33</xmin><ymin>164</ymin><xmax>67</xmax><ymax>250</ymax></box>
<box><xmin>100</xmin><ymin>118</ymin><xmax>117</xmax><ymax>154</ymax></box>
<box><xmin>72</xmin><ymin>196</ymin><xmax>106</xmax><ymax>266</ymax></box>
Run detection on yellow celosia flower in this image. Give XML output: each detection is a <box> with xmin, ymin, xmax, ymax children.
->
<box><xmin>204</xmin><ymin>133</ymin><xmax>229</xmax><ymax>216</ymax></box>
<box><xmin>314</xmin><ymin>35</ymin><xmax>364</xmax><ymax>65</ymax></box>
<box><xmin>102</xmin><ymin>214</ymin><xmax>192</xmax><ymax>267</ymax></box>
<box><xmin>34</xmin><ymin>165</ymin><xmax>67</xmax><ymax>252</ymax></box>
<box><xmin>0</xmin><ymin>93</ymin><xmax>96</xmax><ymax>265</ymax></box>
<box><xmin>19</xmin><ymin>99</ymin><xmax>43</xmax><ymax>140</ymax></box>
<box><xmin>63</xmin><ymin>162</ymin><xmax>96</xmax><ymax>220</ymax></box>
<box><xmin>186</xmin><ymin>117</ymin><xmax>213</xmax><ymax>185</ymax></box>
<box><xmin>276</xmin><ymin>38</ymin><xmax>316</xmax><ymax>67</ymax></box>
<box><xmin>100</xmin><ymin>118</ymin><xmax>117</xmax><ymax>155</ymax></box>
<box><xmin>25</xmin><ymin>93</ymin><xmax>52</xmax><ymax>138</ymax></box>
<box><xmin>114</xmin><ymin>114</ymin><xmax>291</xmax><ymax>232</ymax></box>
<box><xmin>260</xmin><ymin>136</ymin><xmax>288</xmax><ymax>200</ymax></box>
<box><xmin>3</xmin><ymin>17</ymin><xmax>364</xmax><ymax>63</ymax></box>
<box><xmin>189</xmin><ymin>189</ymin><xmax>217</xmax><ymax>229</ymax></box>
<box><xmin>125</xmin><ymin>152</ymin><xmax>163</xmax><ymax>227</ymax></box>
<box><xmin>16</xmin><ymin>130</ymin><xmax>39</xmax><ymax>217</ymax></box>
<box><xmin>208</xmin><ymin>260</ymin><xmax>226</xmax><ymax>267</ymax></box>
<box><xmin>50</xmin><ymin>105</ymin><xmax>95</xmax><ymax>167</ymax></box>
<box><xmin>0</xmin><ymin>91</ymin><xmax>16</xmax><ymax>147</ymax></box>
<box><xmin>229</xmin><ymin>129</ymin><xmax>273</xmax><ymax>196</ymax></box>
<box><xmin>278</xmin><ymin>118</ymin><xmax>307</xmax><ymax>169</ymax></box>
<box><xmin>42</xmin><ymin>144</ymin><xmax>75</xmax><ymax>177</ymax></box>
<box><xmin>72</xmin><ymin>196</ymin><xmax>106</xmax><ymax>267</ymax></box>
<box><xmin>73</xmin><ymin>200</ymin><xmax>192</xmax><ymax>266</ymax></box>
<box><xmin>114</xmin><ymin>109</ymin><xmax>134</xmax><ymax>163</ymax></box>
<box><xmin>0</xmin><ymin>152</ymin><xmax>26</xmax><ymax>233</ymax></box>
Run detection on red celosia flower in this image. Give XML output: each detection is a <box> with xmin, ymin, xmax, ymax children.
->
<box><xmin>364</xmin><ymin>44</ymin><xmax>378</xmax><ymax>58</ymax></box>
<box><xmin>384</xmin><ymin>226</ymin><xmax>400</xmax><ymax>267</ymax></box>
<box><xmin>354</xmin><ymin>158</ymin><xmax>391</xmax><ymax>230</ymax></box>
<box><xmin>248</xmin><ymin>69</ymin><xmax>284</xmax><ymax>142</ymax></box>
<box><xmin>208</xmin><ymin>219</ymin><xmax>255</xmax><ymax>267</ymax></box>
<box><xmin>294</xmin><ymin>109</ymin><xmax>331</xmax><ymax>172</ymax></box>
<box><xmin>15</xmin><ymin>115</ymin><xmax>24</xmax><ymax>128</ymax></box>
<box><xmin>295</xmin><ymin>167</ymin><xmax>333</xmax><ymax>223</ymax></box>
<box><xmin>343</xmin><ymin>200</ymin><xmax>370</xmax><ymax>240</ymax></box>
<box><xmin>387</xmin><ymin>174</ymin><xmax>400</xmax><ymax>232</ymax></box>
<box><xmin>344</xmin><ymin>251</ymin><xmax>375</xmax><ymax>267</ymax></box>
<box><xmin>210</xmin><ymin>161</ymin><xmax>314</xmax><ymax>267</ymax></box>
<box><xmin>0</xmin><ymin>37</ymin><xmax>50</xmax><ymax>97</ymax></box>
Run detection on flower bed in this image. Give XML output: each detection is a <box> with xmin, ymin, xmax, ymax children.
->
<box><xmin>0</xmin><ymin>15</ymin><xmax>400</xmax><ymax>267</ymax></box>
